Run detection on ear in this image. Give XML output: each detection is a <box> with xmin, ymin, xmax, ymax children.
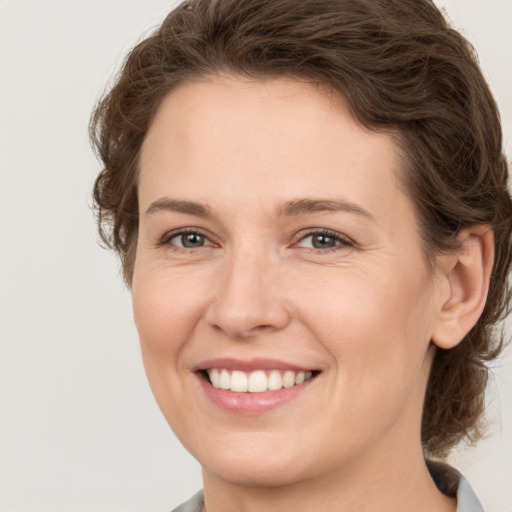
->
<box><xmin>431</xmin><ymin>226</ymin><xmax>494</xmax><ymax>350</ymax></box>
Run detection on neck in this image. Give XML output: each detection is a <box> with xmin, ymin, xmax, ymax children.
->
<box><xmin>201</xmin><ymin>438</ymin><xmax>456</xmax><ymax>512</ymax></box>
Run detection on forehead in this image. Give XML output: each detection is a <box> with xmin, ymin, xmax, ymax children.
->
<box><xmin>139</xmin><ymin>76</ymin><xmax>406</xmax><ymax>224</ymax></box>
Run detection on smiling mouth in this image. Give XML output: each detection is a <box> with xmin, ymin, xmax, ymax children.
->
<box><xmin>201</xmin><ymin>368</ymin><xmax>319</xmax><ymax>393</ymax></box>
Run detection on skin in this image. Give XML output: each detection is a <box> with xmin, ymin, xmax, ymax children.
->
<box><xmin>133</xmin><ymin>76</ymin><xmax>492</xmax><ymax>511</ymax></box>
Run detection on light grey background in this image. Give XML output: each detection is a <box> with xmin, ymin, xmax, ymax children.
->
<box><xmin>0</xmin><ymin>1</ymin><xmax>510</xmax><ymax>510</ymax></box>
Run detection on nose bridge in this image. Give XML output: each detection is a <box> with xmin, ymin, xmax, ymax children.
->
<box><xmin>206</xmin><ymin>239</ymin><xmax>290</xmax><ymax>338</ymax></box>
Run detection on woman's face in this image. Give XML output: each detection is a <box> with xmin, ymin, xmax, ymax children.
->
<box><xmin>133</xmin><ymin>76</ymin><xmax>444</xmax><ymax>487</ymax></box>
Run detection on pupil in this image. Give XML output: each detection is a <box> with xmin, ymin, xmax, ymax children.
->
<box><xmin>312</xmin><ymin>234</ymin><xmax>335</xmax><ymax>248</ymax></box>
<box><xmin>182</xmin><ymin>233</ymin><xmax>204</xmax><ymax>248</ymax></box>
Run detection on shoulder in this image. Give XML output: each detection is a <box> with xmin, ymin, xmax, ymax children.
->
<box><xmin>427</xmin><ymin>460</ymin><xmax>485</xmax><ymax>512</ymax></box>
<box><xmin>170</xmin><ymin>490</ymin><xmax>204</xmax><ymax>512</ymax></box>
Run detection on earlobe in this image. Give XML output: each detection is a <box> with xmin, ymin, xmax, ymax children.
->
<box><xmin>431</xmin><ymin>226</ymin><xmax>494</xmax><ymax>350</ymax></box>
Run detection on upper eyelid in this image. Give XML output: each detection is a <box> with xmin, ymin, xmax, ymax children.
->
<box><xmin>294</xmin><ymin>228</ymin><xmax>354</xmax><ymax>244</ymax></box>
<box><xmin>159</xmin><ymin>227</ymin><xmax>215</xmax><ymax>245</ymax></box>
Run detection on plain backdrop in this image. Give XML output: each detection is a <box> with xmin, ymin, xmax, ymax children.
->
<box><xmin>0</xmin><ymin>1</ymin><xmax>511</xmax><ymax>511</ymax></box>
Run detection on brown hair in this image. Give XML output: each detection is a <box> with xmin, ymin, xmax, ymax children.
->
<box><xmin>90</xmin><ymin>0</ymin><xmax>512</xmax><ymax>457</ymax></box>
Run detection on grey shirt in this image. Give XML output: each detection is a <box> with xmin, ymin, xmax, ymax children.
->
<box><xmin>171</xmin><ymin>462</ymin><xmax>484</xmax><ymax>512</ymax></box>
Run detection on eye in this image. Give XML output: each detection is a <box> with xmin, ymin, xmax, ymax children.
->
<box><xmin>295</xmin><ymin>230</ymin><xmax>352</xmax><ymax>250</ymax></box>
<box><xmin>165</xmin><ymin>231</ymin><xmax>213</xmax><ymax>249</ymax></box>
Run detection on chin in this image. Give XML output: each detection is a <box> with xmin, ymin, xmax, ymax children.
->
<box><xmin>189</xmin><ymin>433</ymin><xmax>315</xmax><ymax>488</ymax></box>
<box><xmin>204</xmin><ymin>457</ymin><xmax>309</xmax><ymax>488</ymax></box>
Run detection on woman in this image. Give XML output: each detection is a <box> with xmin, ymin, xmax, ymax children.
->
<box><xmin>90</xmin><ymin>0</ymin><xmax>512</xmax><ymax>510</ymax></box>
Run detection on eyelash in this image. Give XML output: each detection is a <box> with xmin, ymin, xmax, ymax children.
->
<box><xmin>157</xmin><ymin>228</ymin><xmax>354</xmax><ymax>253</ymax></box>
<box><xmin>293</xmin><ymin>229</ymin><xmax>354</xmax><ymax>253</ymax></box>
<box><xmin>158</xmin><ymin>228</ymin><xmax>214</xmax><ymax>250</ymax></box>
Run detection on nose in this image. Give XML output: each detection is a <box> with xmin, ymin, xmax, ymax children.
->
<box><xmin>205</xmin><ymin>247</ymin><xmax>291</xmax><ymax>340</ymax></box>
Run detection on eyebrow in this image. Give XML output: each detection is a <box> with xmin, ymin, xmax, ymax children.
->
<box><xmin>145</xmin><ymin>198</ymin><xmax>213</xmax><ymax>218</ymax></box>
<box><xmin>277</xmin><ymin>198</ymin><xmax>375</xmax><ymax>221</ymax></box>
<box><xmin>145</xmin><ymin>197</ymin><xmax>375</xmax><ymax>222</ymax></box>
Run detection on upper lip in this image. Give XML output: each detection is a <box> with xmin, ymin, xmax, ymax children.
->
<box><xmin>195</xmin><ymin>358</ymin><xmax>317</xmax><ymax>372</ymax></box>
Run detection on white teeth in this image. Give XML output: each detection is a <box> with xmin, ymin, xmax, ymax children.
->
<box><xmin>282</xmin><ymin>370</ymin><xmax>295</xmax><ymax>388</ymax></box>
<box><xmin>267</xmin><ymin>370</ymin><xmax>283</xmax><ymax>391</ymax></box>
<box><xmin>230</xmin><ymin>370</ymin><xmax>248</xmax><ymax>392</ymax></box>
<box><xmin>206</xmin><ymin>368</ymin><xmax>315</xmax><ymax>393</ymax></box>
<box><xmin>209</xmin><ymin>369</ymin><xmax>220</xmax><ymax>388</ymax></box>
<box><xmin>219</xmin><ymin>369</ymin><xmax>231</xmax><ymax>390</ymax></box>
<box><xmin>248</xmin><ymin>370</ymin><xmax>267</xmax><ymax>393</ymax></box>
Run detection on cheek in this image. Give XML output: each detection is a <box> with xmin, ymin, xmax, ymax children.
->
<box><xmin>131</xmin><ymin>266</ymin><xmax>210</xmax><ymax>425</ymax></box>
<box><xmin>131</xmin><ymin>263</ymin><xmax>210</xmax><ymax>359</ymax></box>
<box><xmin>298</xmin><ymin>264</ymin><xmax>433</xmax><ymax>388</ymax></box>
<box><xmin>307</xmin><ymin>273</ymin><xmax>433</xmax><ymax>446</ymax></box>
<box><xmin>132</xmin><ymin>258</ymin><xmax>205</xmax><ymax>338</ymax></box>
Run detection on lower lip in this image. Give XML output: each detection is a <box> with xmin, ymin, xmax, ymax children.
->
<box><xmin>197</xmin><ymin>373</ymin><xmax>315</xmax><ymax>415</ymax></box>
